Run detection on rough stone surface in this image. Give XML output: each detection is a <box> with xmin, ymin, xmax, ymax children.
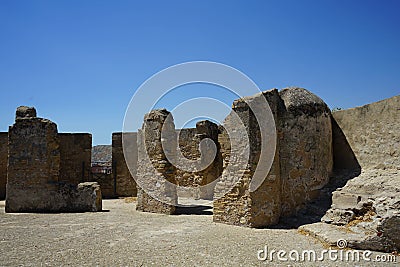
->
<box><xmin>59</xmin><ymin>133</ymin><xmax>92</xmax><ymax>184</ymax></box>
<box><xmin>136</xmin><ymin>109</ymin><xmax>177</xmax><ymax>214</ymax></box>
<box><xmin>74</xmin><ymin>182</ymin><xmax>102</xmax><ymax>212</ymax></box>
<box><xmin>15</xmin><ymin>106</ymin><xmax>36</xmax><ymax>119</ymax></box>
<box><xmin>0</xmin><ymin>132</ymin><xmax>8</xmax><ymax>200</ymax></box>
<box><xmin>299</xmin><ymin>222</ymin><xmax>394</xmax><ymax>252</ymax></box>
<box><xmin>214</xmin><ymin>89</ymin><xmax>283</xmax><ymax>227</ymax></box>
<box><xmin>279</xmin><ymin>87</ymin><xmax>333</xmax><ymax>215</ymax></box>
<box><xmin>332</xmin><ymin>95</ymin><xmax>400</xmax><ymax>170</ymax></box>
<box><xmin>175</xmin><ymin>120</ymin><xmax>222</xmax><ymax>200</ymax></box>
<box><xmin>305</xmin><ymin>95</ymin><xmax>400</xmax><ymax>252</ymax></box>
<box><xmin>5</xmin><ymin>108</ymin><xmax>101</xmax><ymax>213</ymax></box>
<box><xmin>6</xmin><ymin>116</ymin><xmax>61</xmax><ymax>212</ymax></box>
<box><xmin>214</xmin><ymin>88</ymin><xmax>333</xmax><ymax>227</ymax></box>
<box><xmin>112</xmin><ymin>132</ymin><xmax>137</xmax><ymax>197</ymax></box>
<box><xmin>319</xmin><ymin>169</ymin><xmax>400</xmax><ymax>251</ymax></box>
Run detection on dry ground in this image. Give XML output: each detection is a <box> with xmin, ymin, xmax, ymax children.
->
<box><xmin>0</xmin><ymin>199</ymin><xmax>398</xmax><ymax>266</ymax></box>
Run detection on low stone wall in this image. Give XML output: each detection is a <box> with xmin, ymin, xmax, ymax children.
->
<box><xmin>59</xmin><ymin>133</ymin><xmax>92</xmax><ymax>184</ymax></box>
<box><xmin>0</xmin><ymin>132</ymin><xmax>8</xmax><ymax>199</ymax></box>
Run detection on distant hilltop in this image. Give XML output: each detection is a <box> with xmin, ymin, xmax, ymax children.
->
<box><xmin>92</xmin><ymin>145</ymin><xmax>111</xmax><ymax>163</ymax></box>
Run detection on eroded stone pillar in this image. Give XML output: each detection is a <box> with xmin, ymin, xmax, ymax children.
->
<box><xmin>213</xmin><ymin>89</ymin><xmax>282</xmax><ymax>227</ymax></box>
<box><xmin>6</xmin><ymin>106</ymin><xmax>61</xmax><ymax>212</ymax></box>
<box><xmin>136</xmin><ymin>109</ymin><xmax>177</xmax><ymax>214</ymax></box>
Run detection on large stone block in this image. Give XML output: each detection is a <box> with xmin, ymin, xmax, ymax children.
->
<box><xmin>5</xmin><ymin>107</ymin><xmax>102</xmax><ymax>213</ymax></box>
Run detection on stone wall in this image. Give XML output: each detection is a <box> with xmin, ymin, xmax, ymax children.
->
<box><xmin>6</xmin><ymin>106</ymin><xmax>102</xmax><ymax>213</ymax></box>
<box><xmin>304</xmin><ymin>95</ymin><xmax>400</xmax><ymax>252</ymax></box>
<box><xmin>175</xmin><ymin>121</ymin><xmax>222</xmax><ymax>199</ymax></box>
<box><xmin>214</xmin><ymin>88</ymin><xmax>333</xmax><ymax>227</ymax></box>
<box><xmin>112</xmin><ymin>132</ymin><xmax>137</xmax><ymax>197</ymax></box>
<box><xmin>332</xmin><ymin>95</ymin><xmax>400</xmax><ymax>170</ymax></box>
<box><xmin>0</xmin><ymin>132</ymin><xmax>8</xmax><ymax>199</ymax></box>
<box><xmin>59</xmin><ymin>133</ymin><xmax>92</xmax><ymax>184</ymax></box>
<box><xmin>279</xmin><ymin>88</ymin><xmax>333</xmax><ymax>216</ymax></box>
<box><xmin>175</xmin><ymin>128</ymin><xmax>198</xmax><ymax>189</ymax></box>
<box><xmin>136</xmin><ymin>109</ymin><xmax>177</xmax><ymax>214</ymax></box>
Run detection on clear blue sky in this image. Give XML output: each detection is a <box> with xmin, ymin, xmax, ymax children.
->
<box><xmin>1</xmin><ymin>0</ymin><xmax>399</xmax><ymax>145</ymax></box>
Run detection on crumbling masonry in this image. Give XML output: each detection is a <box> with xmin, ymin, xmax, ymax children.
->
<box><xmin>135</xmin><ymin>88</ymin><xmax>334</xmax><ymax>227</ymax></box>
<box><xmin>5</xmin><ymin>106</ymin><xmax>102</xmax><ymax>212</ymax></box>
<box><xmin>1</xmin><ymin>88</ymin><xmax>397</xmax><ymax>252</ymax></box>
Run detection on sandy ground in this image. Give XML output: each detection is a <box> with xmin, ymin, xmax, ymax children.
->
<box><xmin>0</xmin><ymin>199</ymin><xmax>398</xmax><ymax>266</ymax></box>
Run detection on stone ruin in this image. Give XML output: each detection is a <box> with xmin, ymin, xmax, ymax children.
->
<box><xmin>4</xmin><ymin>106</ymin><xmax>102</xmax><ymax>212</ymax></box>
<box><xmin>135</xmin><ymin>88</ymin><xmax>333</xmax><ymax>225</ymax></box>
<box><xmin>175</xmin><ymin>120</ymin><xmax>222</xmax><ymax>200</ymax></box>
<box><xmin>136</xmin><ymin>109</ymin><xmax>178</xmax><ymax>214</ymax></box>
<box><xmin>300</xmin><ymin>94</ymin><xmax>400</xmax><ymax>252</ymax></box>
<box><xmin>0</xmin><ymin>88</ymin><xmax>398</xmax><ymax>253</ymax></box>
<box><xmin>134</xmin><ymin>88</ymin><xmax>399</xmax><ymax>252</ymax></box>
<box><xmin>87</xmin><ymin>133</ymin><xmax>138</xmax><ymax>199</ymax></box>
<box><xmin>213</xmin><ymin>88</ymin><xmax>333</xmax><ymax>227</ymax></box>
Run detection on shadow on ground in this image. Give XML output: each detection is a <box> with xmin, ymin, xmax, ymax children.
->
<box><xmin>175</xmin><ymin>205</ymin><xmax>213</xmax><ymax>215</ymax></box>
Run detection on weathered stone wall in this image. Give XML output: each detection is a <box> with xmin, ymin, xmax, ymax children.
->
<box><xmin>279</xmin><ymin>88</ymin><xmax>333</xmax><ymax>216</ymax></box>
<box><xmin>175</xmin><ymin>121</ymin><xmax>221</xmax><ymax>199</ymax></box>
<box><xmin>0</xmin><ymin>132</ymin><xmax>9</xmax><ymax>199</ymax></box>
<box><xmin>91</xmin><ymin>172</ymin><xmax>114</xmax><ymax>198</ymax></box>
<box><xmin>305</xmin><ymin>95</ymin><xmax>400</xmax><ymax>252</ymax></box>
<box><xmin>332</xmin><ymin>95</ymin><xmax>400</xmax><ymax>170</ymax></box>
<box><xmin>175</xmin><ymin>128</ymin><xmax>198</xmax><ymax>189</ymax></box>
<box><xmin>214</xmin><ymin>88</ymin><xmax>333</xmax><ymax>227</ymax></box>
<box><xmin>195</xmin><ymin>120</ymin><xmax>222</xmax><ymax>199</ymax></box>
<box><xmin>112</xmin><ymin>132</ymin><xmax>137</xmax><ymax>197</ymax></box>
<box><xmin>59</xmin><ymin>133</ymin><xmax>92</xmax><ymax>184</ymax></box>
<box><xmin>136</xmin><ymin>109</ymin><xmax>177</xmax><ymax>214</ymax></box>
<box><xmin>6</xmin><ymin>106</ymin><xmax>101</xmax><ymax>213</ymax></box>
<box><xmin>214</xmin><ymin>89</ymin><xmax>283</xmax><ymax>227</ymax></box>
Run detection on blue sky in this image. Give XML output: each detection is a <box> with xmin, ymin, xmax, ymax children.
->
<box><xmin>0</xmin><ymin>0</ymin><xmax>399</xmax><ymax>145</ymax></box>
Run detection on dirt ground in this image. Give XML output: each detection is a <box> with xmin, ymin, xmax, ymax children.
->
<box><xmin>0</xmin><ymin>199</ymin><xmax>398</xmax><ymax>266</ymax></box>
